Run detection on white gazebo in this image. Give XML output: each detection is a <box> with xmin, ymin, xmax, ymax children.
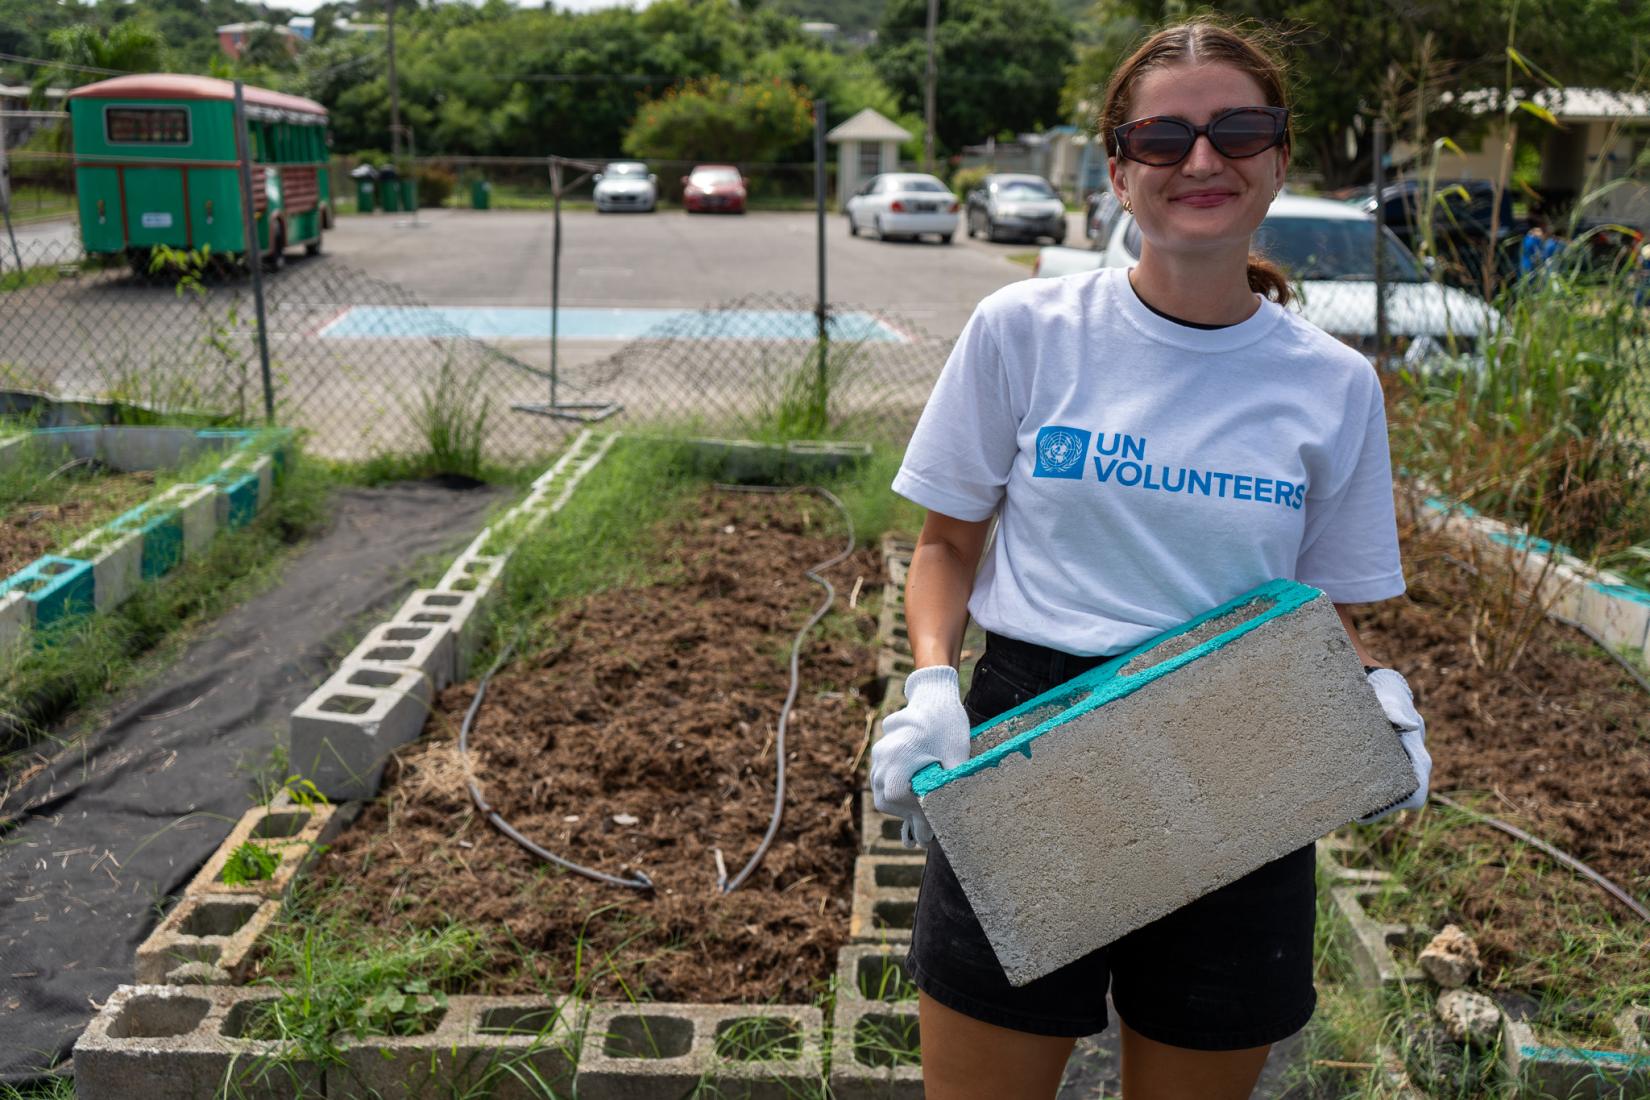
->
<box><xmin>826</xmin><ymin>108</ymin><xmax>913</xmax><ymax>211</ymax></box>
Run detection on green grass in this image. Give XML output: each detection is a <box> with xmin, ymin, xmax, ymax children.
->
<box><xmin>3</xmin><ymin>185</ymin><xmax>76</xmax><ymax>224</ymax></box>
<box><xmin>1005</xmin><ymin>251</ymin><xmax>1039</xmax><ymax>268</ymax></box>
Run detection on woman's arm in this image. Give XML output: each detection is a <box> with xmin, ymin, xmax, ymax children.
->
<box><xmin>1335</xmin><ymin>603</ymin><xmax>1382</xmax><ymax>668</ymax></box>
<box><xmin>907</xmin><ymin>511</ymin><xmax>995</xmax><ymax>669</ymax></box>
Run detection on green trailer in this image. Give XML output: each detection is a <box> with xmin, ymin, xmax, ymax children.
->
<box><xmin>68</xmin><ymin>73</ymin><xmax>332</xmax><ymax>271</ymax></box>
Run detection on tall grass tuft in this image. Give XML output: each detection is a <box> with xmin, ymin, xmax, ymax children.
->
<box><xmin>401</xmin><ymin>355</ymin><xmax>493</xmax><ymax>480</ymax></box>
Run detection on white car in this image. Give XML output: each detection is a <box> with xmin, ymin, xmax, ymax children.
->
<box><xmin>593</xmin><ymin>161</ymin><xmax>657</xmax><ymax>213</ymax></box>
<box><xmin>845</xmin><ymin>173</ymin><xmax>959</xmax><ymax>244</ymax></box>
<box><xmin>1034</xmin><ymin>193</ymin><xmax>1499</xmax><ymax>366</ymax></box>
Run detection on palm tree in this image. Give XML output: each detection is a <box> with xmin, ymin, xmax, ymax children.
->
<box><xmin>30</xmin><ymin>22</ymin><xmax>169</xmax><ymax>106</ymax></box>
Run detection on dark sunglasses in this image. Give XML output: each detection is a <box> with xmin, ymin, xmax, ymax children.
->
<box><xmin>1113</xmin><ymin>106</ymin><xmax>1289</xmax><ymax>167</ymax></box>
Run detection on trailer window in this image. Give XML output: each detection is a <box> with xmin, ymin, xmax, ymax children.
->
<box><xmin>106</xmin><ymin>106</ymin><xmax>189</xmax><ymax>145</ymax></box>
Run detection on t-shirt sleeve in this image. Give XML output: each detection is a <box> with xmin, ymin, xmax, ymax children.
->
<box><xmin>1295</xmin><ymin>374</ymin><xmax>1406</xmax><ymax>603</ymax></box>
<box><xmin>890</xmin><ymin>304</ymin><xmax>1021</xmax><ymax>522</ymax></box>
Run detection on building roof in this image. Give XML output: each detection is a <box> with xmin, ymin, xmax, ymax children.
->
<box><xmin>215</xmin><ymin>21</ymin><xmax>297</xmax><ymax>35</ymax></box>
<box><xmin>66</xmin><ymin>74</ymin><xmax>325</xmax><ymax>118</ymax></box>
<box><xmin>1448</xmin><ymin>86</ymin><xmax>1650</xmax><ymax>122</ymax></box>
<box><xmin>826</xmin><ymin>108</ymin><xmax>911</xmax><ymax>144</ymax></box>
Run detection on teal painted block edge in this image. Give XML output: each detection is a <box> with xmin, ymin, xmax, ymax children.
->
<box><xmin>110</xmin><ymin>502</ymin><xmax>185</xmax><ymax>579</ymax></box>
<box><xmin>1518</xmin><ymin>1044</ymin><xmax>1650</xmax><ymax>1068</ymax></box>
<box><xmin>912</xmin><ymin>577</ymin><xmax>1320</xmax><ymax>797</ymax></box>
<box><xmin>206</xmin><ymin>472</ymin><xmax>260</xmax><ymax>528</ymax></box>
<box><xmin>0</xmin><ymin>555</ymin><xmax>95</xmax><ymax>625</ymax></box>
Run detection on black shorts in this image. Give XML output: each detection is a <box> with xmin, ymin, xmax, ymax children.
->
<box><xmin>905</xmin><ymin>630</ymin><xmax>1318</xmax><ymax>1049</ymax></box>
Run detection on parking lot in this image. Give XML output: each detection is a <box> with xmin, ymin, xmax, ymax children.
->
<box><xmin>320</xmin><ymin>206</ymin><xmax>1083</xmax><ymax>340</ymax></box>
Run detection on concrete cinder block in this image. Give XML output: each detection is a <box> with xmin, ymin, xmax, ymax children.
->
<box><xmin>111</xmin><ymin>502</ymin><xmax>184</xmax><ymax>580</ymax></box>
<box><xmin>98</xmin><ymin>426</ymin><xmax>206</xmax><ymax>472</ymax></box>
<box><xmin>440</xmin><ymin>550</ymin><xmax>507</xmax><ymax>597</ymax></box>
<box><xmin>860</xmin><ymin>793</ymin><xmax>908</xmax><ymax>857</ymax></box>
<box><xmin>1</xmin><ymin>554</ymin><xmax>95</xmax><ymax>626</ymax></box>
<box><xmin>849</xmin><ymin>854</ymin><xmax>924</xmax><ymax>944</ymax></box>
<box><xmin>1314</xmin><ymin>834</ymin><xmax>1394</xmax><ymax>886</ymax></box>
<box><xmin>1502</xmin><ymin>1014</ymin><xmax>1650</xmax><ymax>1099</ymax></box>
<box><xmin>186</xmin><ymin>802</ymin><xmax>338</xmax><ymax>901</ymax></box>
<box><xmin>288</xmin><ymin>663</ymin><xmax>432</xmax><ymax>801</ymax></box>
<box><xmin>156</xmin><ymin>483</ymin><xmax>219</xmax><ymax>560</ymax></box>
<box><xmin>135</xmin><ymin>894</ymin><xmax>281</xmax><ymax>985</ymax></box>
<box><xmin>830</xmin><ymin>946</ymin><xmax>924</xmax><ymax>1100</ymax></box>
<box><xmin>529</xmin><ymin>428</ymin><xmax>595</xmax><ymax>490</ymax></box>
<box><xmin>0</xmin><ymin>588</ymin><xmax>35</xmax><ymax>653</ymax></box>
<box><xmin>66</xmin><ymin>527</ymin><xmax>144</xmax><ymax>613</ymax></box>
<box><xmin>342</xmin><ymin>620</ymin><xmax>456</xmax><ymax>694</ymax></box>
<box><xmin>74</xmin><ymin>984</ymin><xmax>323</xmax><ymax>1100</ymax></box>
<box><xmin>1577</xmin><ymin>581</ymin><xmax>1650</xmax><ymax>654</ymax></box>
<box><xmin>915</xmin><ymin>579</ymin><xmax>1419</xmax><ymax>987</ymax></box>
<box><xmin>782</xmin><ymin>439</ymin><xmax>873</xmax><ymax>481</ymax></box>
<box><xmin>330</xmin><ymin>996</ymin><xmax>578</xmax><ymax>1100</ymax></box>
<box><xmin>1328</xmin><ymin>886</ymin><xmax>1426</xmax><ymax>989</ymax></box>
<box><xmin>576</xmin><ymin>1002</ymin><xmax>825</xmax><ymax>1100</ymax></box>
<box><xmin>393</xmin><ymin>588</ymin><xmax>490</xmax><ymax>683</ymax></box>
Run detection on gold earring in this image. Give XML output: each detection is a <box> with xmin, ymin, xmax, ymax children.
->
<box><xmin>1122</xmin><ymin>198</ymin><xmax>1133</xmax><ymax>213</ymax></box>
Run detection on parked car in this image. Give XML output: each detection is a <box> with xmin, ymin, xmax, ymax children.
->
<box><xmin>1346</xmin><ymin>178</ymin><xmax>1526</xmax><ymax>289</ymax></box>
<box><xmin>964</xmin><ymin>173</ymin><xmax>1067</xmax><ymax>244</ymax></box>
<box><xmin>1034</xmin><ymin>193</ymin><xmax>1500</xmax><ymax>367</ymax></box>
<box><xmin>682</xmin><ymin>165</ymin><xmax>747</xmax><ymax>214</ymax></box>
<box><xmin>593</xmin><ymin>161</ymin><xmax>658</xmax><ymax>213</ymax></box>
<box><xmin>1085</xmin><ymin>187</ymin><xmax>1124</xmax><ymax>250</ymax></box>
<box><xmin>845</xmin><ymin>173</ymin><xmax>960</xmax><ymax>244</ymax></box>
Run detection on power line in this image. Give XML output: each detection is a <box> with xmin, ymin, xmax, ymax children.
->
<box><xmin>0</xmin><ymin>51</ymin><xmax>128</xmax><ymax>76</ymax></box>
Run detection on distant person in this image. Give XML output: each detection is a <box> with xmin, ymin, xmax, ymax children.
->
<box><xmin>1520</xmin><ymin>219</ymin><xmax>1550</xmax><ymax>279</ymax></box>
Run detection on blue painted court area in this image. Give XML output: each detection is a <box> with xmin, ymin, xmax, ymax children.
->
<box><xmin>318</xmin><ymin>305</ymin><xmax>906</xmax><ymax>343</ymax></box>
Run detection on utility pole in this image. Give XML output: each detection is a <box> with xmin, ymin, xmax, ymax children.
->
<box><xmin>1372</xmin><ymin>115</ymin><xmax>1388</xmax><ymax>370</ymax></box>
<box><xmin>923</xmin><ymin>0</ymin><xmax>938</xmax><ymax>173</ymax></box>
<box><xmin>387</xmin><ymin>0</ymin><xmax>401</xmax><ymax>161</ymax></box>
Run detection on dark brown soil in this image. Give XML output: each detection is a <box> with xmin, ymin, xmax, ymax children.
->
<box><xmin>0</xmin><ymin>470</ymin><xmax>157</xmax><ymax>576</ymax></box>
<box><xmin>1349</xmin><ymin>526</ymin><xmax>1650</xmax><ymax>988</ymax></box>
<box><xmin>308</xmin><ymin>487</ymin><xmax>885</xmax><ymax>1003</ymax></box>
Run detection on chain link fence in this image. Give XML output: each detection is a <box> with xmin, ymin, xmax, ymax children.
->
<box><xmin>0</xmin><ymin>235</ymin><xmax>954</xmax><ymax>462</ymax></box>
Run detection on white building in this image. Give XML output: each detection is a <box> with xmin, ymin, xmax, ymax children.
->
<box><xmin>826</xmin><ymin>108</ymin><xmax>912</xmax><ymax>210</ymax></box>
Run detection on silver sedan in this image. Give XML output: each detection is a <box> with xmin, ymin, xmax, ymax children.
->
<box><xmin>593</xmin><ymin>161</ymin><xmax>658</xmax><ymax>213</ymax></box>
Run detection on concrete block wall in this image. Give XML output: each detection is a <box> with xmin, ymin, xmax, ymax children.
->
<box><xmin>288</xmin><ymin>428</ymin><xmax>615</xmax><ymax>803</ymax></box>
<box><xmin>157</xmin><ymin>483</ymin><xmax>219</xmax><ymax>560</ymax></box>
<box><xmin>1328</xmin><ymin>886</ymin><xmax>1426</xmax><ymax>989</ymax></box>
<box><xmin>66</xmin><ymin>528</ymin><xmax>143</xmax><ymax>613</ymax></box>
<box><xmin>914</xmin><ymin>579</ymin><xmax>1418</xmax><ymax>987</ymax></box>
<box><xmin>0</xmin><ymin>587</ymin><xmax>34</xmax><ymax>652</ymax></box>
<box><xmin>0</xmin><ymin>555</ymin><xmax>95</xmax><ymax>626</ymax></box>
<box><xmin>1503</xmin><ymin>1012</ymin><xmax>1650</xmax><ymax>1099</ymax></box>
<box><xmin>576</xmin><ymin>1001</ymin><xmax>825</xmax><ymax>1100</ymax></box>
<box><xmin>830</xmin><ymin>946</ymin><xmax>924</xmax><ymax>1099</ymax></box>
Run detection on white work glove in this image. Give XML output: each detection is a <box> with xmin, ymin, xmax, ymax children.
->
<box><xmin>1357</xmin><ymin>668</ymin><xmax>1432</xmax><ymax>824</ymax></box>
<box><xmin>870</xmin><ymin>665</ymin><xmax>972</xmax><ymax>849</ymax></box>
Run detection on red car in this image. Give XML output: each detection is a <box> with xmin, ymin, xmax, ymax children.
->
<box><xmin>682</xmin><ymin>164</ymin><xmax>747</xmax><ymax>214</ymax></box>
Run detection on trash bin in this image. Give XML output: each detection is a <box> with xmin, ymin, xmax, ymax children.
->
<box><xmin>377</xmin><ymin>164</ymin><xmax>401</xmax><ymax>213</ymax></box>
<box><xmin>401</xmin><ymin>178</ymin><xmax>417</xmax><ymax>213</ymax></box>
<box><xmin>471</xmin><ymin>179</ymin><xmax>491</xmax><ymax>210</ymax></box>
<box><xmin>349</xmin><ymin>163</ymin><xmax>378</xmax><ymax>214</ymax></box>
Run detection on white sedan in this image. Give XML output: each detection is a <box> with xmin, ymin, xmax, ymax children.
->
<box><xmin>845</xmin><ymin>173</ymin><xmax>959</xmax><ymax>244</ymax></box>
<box><xmin>1034</xmin><ymin>193</ymin><xmax>1499</xmax><ymax>367</ymax></box>
<box><xmin>593</xmin><ymin>161</ymin><xmax>657</xmax><ymax>213</ymax></box>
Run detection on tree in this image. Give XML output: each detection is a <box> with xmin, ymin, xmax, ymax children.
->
<box><xmin>869</xmin><ymin>0</ymin><xmax>1076</xmax><ymax>152</ymax></box>
<box><xmin>31</xmin><ymin>22</ymin><xmax>169</xmax><ymax>105</ymax></box>
<box><xmin>623</xmin><ymin>75</ymin><xmax>814</xmax><ymax>163</ymax></box>
<box><xmin>1066</xmin><ymin>0</ymin><xmax>1650</xmax><ymax>188</ymax></box>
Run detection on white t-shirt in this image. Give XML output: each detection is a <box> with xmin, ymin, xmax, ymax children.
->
<box><xmin>892</xmin><ymin>266</ymin><xmax>1405</xmax><ymax>656</ymax></box>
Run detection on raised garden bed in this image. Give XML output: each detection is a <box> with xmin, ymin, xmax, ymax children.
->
<box><xmin>0</xmin><ymin>463</ymin><xmax>157</xmax><ymax>577</ymax></box>
<box><xmin>1336</xmin><ymin>517</ymin><xmax>1650</xmax><ymax>1090</ymax></box>
<box><xmin>288</xmin><ymin>484</ymin><xmax>887</xmax><ymax>1005</ymax></box>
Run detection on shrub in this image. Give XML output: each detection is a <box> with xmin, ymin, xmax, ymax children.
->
<box><xmin>415</xmin><ymin>165</ymin><xmax>456</xmax><ymax>208</ymax></box>
<box><xmin>951</xmin><ymin>165</ymin><xmax>991</xmax><ymax>200</ymax></box>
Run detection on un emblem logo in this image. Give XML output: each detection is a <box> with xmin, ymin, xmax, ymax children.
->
<box><xmin>1033</xmin><ymin>426</ymin><xmax>1090</xmax><ymax>479</ymax></box>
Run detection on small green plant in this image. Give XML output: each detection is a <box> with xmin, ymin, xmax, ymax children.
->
<box><xmin>220</xmin><ymin>840</ymin><xmax>281</xmax><ymax>886</ymax></box>
<box><xmin>400</xmin><ymin>355</ymin><xmax>492</xmax><ymax>479</ymax></box>
<box><xmin>352</xmin><ymin>980</ymin><xmax>448</xmax><ymax>1037</ymax></box>
<box><xmin>281</xmin><ymin>776</ymin><xmax>329</xmax><ymax>810</ymax></box>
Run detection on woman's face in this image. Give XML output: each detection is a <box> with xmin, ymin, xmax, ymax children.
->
<box><xmin>1108</xmin><ymin>62</ymin><xmax>1288</xmax><ymax>260</ymax></box>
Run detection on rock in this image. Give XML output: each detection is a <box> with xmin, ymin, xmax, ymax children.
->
<box><xmin>612</xmin><ymin>813</ymin><xmax>639</xmax><ymax>826</ymax></box>
<box><xmin>1420</xmin><ymin>924</ymin><xmax>1481</xmax><ymax>988</ymax></box>
<box><xmin>1437</xmin><ymin>989</ymin><xmax>1502</xmax><ymax>1046</ymax></box>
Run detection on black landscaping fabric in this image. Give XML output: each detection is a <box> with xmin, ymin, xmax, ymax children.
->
<box><xmin>0</xmin><ymin>480</ymin><xmax>502</xmax><ymax>1083</ymax></box>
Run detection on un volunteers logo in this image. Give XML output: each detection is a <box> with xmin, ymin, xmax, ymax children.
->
<box><xmin>1033</xmin><ymin>425</ymin><xmax>1091</xmax><ymax>479</ymax></box>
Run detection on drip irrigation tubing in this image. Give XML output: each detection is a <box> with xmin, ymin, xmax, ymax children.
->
<box><xmin>455</xmin><ymin>482</ymin><xmax>855</xmax><ymax>896</ymax></box>
<box><xmin>1430</xmin><ymin>793</ymin><xmax>1650</xmax><ymax>924</ymax></box>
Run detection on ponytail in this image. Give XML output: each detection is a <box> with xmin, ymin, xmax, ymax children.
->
<box><xmin>1247</xmin><ymin>255</ymin><xmax>1291</xmax><ymax>306</ymax></box>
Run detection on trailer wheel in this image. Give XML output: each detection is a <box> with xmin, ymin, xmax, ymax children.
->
<box><xmin>304</xmin><ymin>227</ymin><xmax>323</xmax><ymax>257</ymax></box>
<box><xmin>263</xmin><ymin>224</ymin><xmax>286</xmax><ymax>272</ymax></box>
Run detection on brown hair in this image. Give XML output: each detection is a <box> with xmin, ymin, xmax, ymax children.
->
<box><xmin>1100</xmin><ymin>19</ymin><xmax>1294</xmax><ymax>305</ymax></box>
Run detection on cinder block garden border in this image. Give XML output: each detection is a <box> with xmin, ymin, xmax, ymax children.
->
<box><xmin>0</xmin><ymin>429</ymin><xmax>293</xmax><ymax>653</ymax></box>
<box><xmin>102</xmin><ymin>433</ymin><xmax>906</xmax><ymax>1099</ymax></box>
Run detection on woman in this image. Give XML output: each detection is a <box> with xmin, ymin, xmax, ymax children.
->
<box><xmin>870</xmin><ymin>20</ymin><xmax>1431</xmax><ymax>1100</ymax></box>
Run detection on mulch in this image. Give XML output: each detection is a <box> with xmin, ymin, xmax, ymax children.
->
<box><xmin>308</xmin><ymin>487</ymin><xmax>886</xmax><ymax>1003</ymax></box>
<box><xmin>0</xmin><ymin>470</ymin><xmax>157</xmax><ymax>577</ymax></box>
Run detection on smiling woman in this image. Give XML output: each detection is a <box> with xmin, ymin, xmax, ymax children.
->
<box><xmin>872</xmin><ymin>17</ymin><xmax>1428</xmax><ymax>1100</ymax></box>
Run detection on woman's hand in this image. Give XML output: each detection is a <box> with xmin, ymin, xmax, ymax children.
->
<box><xmin>871</xmin><ymin>665</ymin><xmax>973</xmax><ymax>848</ymax></box>
<box><xmin>1356</xmin><ymin>668</ymin><xmax>1432</xmax><ymax>824</ymax></box>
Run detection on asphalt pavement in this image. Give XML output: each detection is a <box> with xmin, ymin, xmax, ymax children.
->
<box><xmin>318</xmin><ymin>206</ymin><xmax>1081</xmax><ymax>341</ymax></box>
